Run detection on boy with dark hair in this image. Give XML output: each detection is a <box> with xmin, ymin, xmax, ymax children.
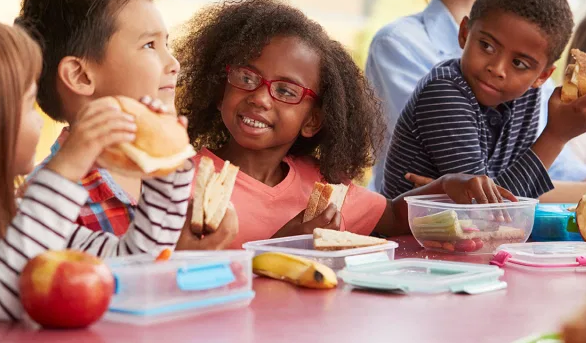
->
<box><xmin>16</xmin><ymin>0</ymin><xmax>238</xmax><ymax>249</ymax></box>
<box><xmin>383</xmin><ymin>0</ymin><xmax>586</xmax><ymax>201</ymax></box>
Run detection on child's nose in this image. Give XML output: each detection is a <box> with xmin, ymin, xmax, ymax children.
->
<box><xmin>165</xmin><ymin>51</ymin><xmax>180</xmax><ymax>75</ymax></box>
<box><xmin>486</xmin><ymin>59</ymin><xmax>506</xmax><ymax>79</ymax></box>
<box><xmin>247</xmin><ymin>84</ymin><xmax>273</xmax><ymax>110</ymax></box>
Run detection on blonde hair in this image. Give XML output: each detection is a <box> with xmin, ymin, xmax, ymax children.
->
<box><xmin>0</xmin><ymin>23</ymin><xmax>42</xmax><ymax>237</ymax></box>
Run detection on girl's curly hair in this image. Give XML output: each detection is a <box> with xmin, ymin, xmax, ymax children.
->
<box><xmin>174</xmin><ymin>0</ymin><xmax>386</xmax><ymax>183</ymax></box>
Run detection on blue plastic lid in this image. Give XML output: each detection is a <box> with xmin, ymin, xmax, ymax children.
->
<box><xmin>535</xmin><ymin>204</ymin><xmax>576</xmax><ymax>218</ymax></box>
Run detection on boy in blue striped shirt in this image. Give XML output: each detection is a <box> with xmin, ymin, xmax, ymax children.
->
<box><xmin>383</xmin><ymin>0</ymin><xmax>586</xmax><ymax>200</ymax></box>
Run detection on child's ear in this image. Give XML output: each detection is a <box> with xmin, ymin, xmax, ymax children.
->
<box><xmin>300</xmin><ymin>108</ymin><xmax>323</xmax><ymax>138</ymax></box>
<box><xmin>531</xmin><ymin>65</ymin><xmax>556</xmax><ymax>88</ymax></box>
<box><xmin>458</xmin><ymin>17</ymin><xmax>470</xmax><ymax>49</ymax></box>
<box><xmin>57</xmin><ymin>57</ymin><xmax>95</xmax><ymax>96</ymax></box>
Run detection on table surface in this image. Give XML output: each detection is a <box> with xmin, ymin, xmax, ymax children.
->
<box><xmin>2</xmin><ymin>236</ymin><xmax>585</xmax><ymax>343</ymax></box>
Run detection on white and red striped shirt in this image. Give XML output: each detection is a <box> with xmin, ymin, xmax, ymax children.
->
<box><xmin>0</xmin><ymin>161</ymin><xmax>194</xmax><ymax>321</ymax></box>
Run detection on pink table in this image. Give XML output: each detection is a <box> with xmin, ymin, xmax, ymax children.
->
<box><xmin>3</xmin><ymin>236</ymin><xmax>586</xmax><ymax>343</ymax></box>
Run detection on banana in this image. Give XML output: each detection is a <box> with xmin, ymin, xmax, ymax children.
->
<box><xmin>252</xmin><ymin>252</ymin><xmax>337</xmax><ymax>289</ymax></box>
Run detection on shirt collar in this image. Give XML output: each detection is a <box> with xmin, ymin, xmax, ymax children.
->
<box><xmin>423</xmin><ymin>0</ymin><xmax>462</xmax><ymax>56</ymax></box>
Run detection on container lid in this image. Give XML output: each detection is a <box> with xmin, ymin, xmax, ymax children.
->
<box><xmin>404</xmin><ymin>194</ymin><xmax>538</xmax><ymax>209</ymax></box>
<box><xmin>535</xmin><ymin>203</ymin><xmax>576</xmax><ymax>218</ymax></box>
<box><xmin>242</xmin><ymin>234</ymin><xmax>398</xmax><ymax>258</ymax></box>
<box><xmin>491</xmin><ymin>242</ymin><xmax>586</xmax><ymax>271</ymax></box>
<box><xmin>106</xmin><ymin>251</ymin><xmax>254</xmax><ymax>317</ymax></box>
<box><xmin>337</xmin><ymin>253</ymin><xmax>506</xmax><ymax>294</ymax></box>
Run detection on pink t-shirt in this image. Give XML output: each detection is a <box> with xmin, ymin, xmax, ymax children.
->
<box><xmin>195</xmin><ymin>148</ymin><xmax>387</xmax><ymax>249</ymax></box>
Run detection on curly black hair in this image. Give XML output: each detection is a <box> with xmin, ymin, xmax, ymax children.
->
<box><xmin>469</xmin><ymin>0</ymin><xmax>573</xmax><ymax>64</ymax></box>
<box><xmin>15</xmin><ymin>0</ymin><xmax>134</xmax><ymax>122</ymax></box>
<box><xmin>173</xmin><ymin>0</ymin><xmax>386</xmax><ymax>184</ymax></box>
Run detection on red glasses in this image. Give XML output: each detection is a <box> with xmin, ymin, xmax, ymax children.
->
<box><xmin>226</xmin><ymin>65</ymin><xmax>318</xmax><ymax>105</ymax></box>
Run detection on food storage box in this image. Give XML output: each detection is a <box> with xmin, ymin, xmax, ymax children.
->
<box><xmin>103</xmin><ymin>250</ymin><xmax>255</xmax><ymax>325</ymax></box>
<box><xmin>337</xmin><ymin>257</ymin><xmax>506</xmax><ymax>294</ymax></box>
<box><xmin>242</xmin><ymin>234</ymin><xmax>398</xmax><ymax>270</ymax></box>
<box><xmin>491</xmin><ymin>242</ymin><xmax>586</xmax><ymax>272</ymax></box>
<box><xmin>405</xmin><ymin>195</ymin><xmax>538</xmax><ymax>254</ymax></box>
<box><xmin>531</xmin><ymin>204</ymin><xmax>582</xmax><ymax>241</ymax></box>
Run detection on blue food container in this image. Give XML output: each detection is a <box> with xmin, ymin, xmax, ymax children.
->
<box><xmin>531</xmin><ymin>204</ymin><xmax>582</xmax><ymax>241</ymax></box>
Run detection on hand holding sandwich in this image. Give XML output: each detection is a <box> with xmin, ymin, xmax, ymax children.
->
<box><xmin>175</xmin><ymin>201</ymin><xmax>239</xmax><ymax>250</ymax></box>
<box><xmin>46</xmin><ymin>97</ymin><xmax>138</xmax><ymax>182</ymax></box>
<box><xmin>272</xmin><ymin>203</ymin><xmax>341</xmax><ymax>238</ymax></box>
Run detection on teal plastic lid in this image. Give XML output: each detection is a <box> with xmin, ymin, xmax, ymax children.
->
<box><xmin>338</xmin><ymin>255</ymin><xmax>506</xmax><ymax>295</ymax></box>
<box><xmin>535</xmin><ymin>204</ymin><xmax>576</xmax><ymax>218</ymax></box>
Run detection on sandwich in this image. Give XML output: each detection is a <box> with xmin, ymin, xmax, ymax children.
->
<box><xmin>96</xmin><ymin>96</ymin><xmax>196</xmax><ymax>177</ymax></box>
<box><xmin>562</xmin><ymin>49</ymin><xmax>586</xmax><ymax>103</ymax></box>
<box><xmin>190</xmin><ymin>156</ymin><xmax>239</xmax><ymax>232</ymax></box>
<box><xmin>303</xmin><ymin>182</ymin><xmax>349</xmax><ymax>223</ymax></box>
<box><xmin>313</xmin><ymin>228</ymin><xmax>388</xmax><ymax>251</ymax></box>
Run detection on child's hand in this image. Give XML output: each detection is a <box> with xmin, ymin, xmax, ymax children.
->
<box><xmin>45</xmin><ymin>98</ymin><xmax>136</xmax><ymax>182</ymax></box>
<box><xmin>441</xmin><ymin>174</ymin><xmax>517</xmax><ymax>204</ymax></box>
<box><xmin>272</xmin><ymin>204</ymin><xmax>341</xmax><ymax>238</ymax></box>
<box><xmin>175</xmin><ymin>203</ymin><xmax>239</xmax><ymax>250</ymax></box>
<box><xmin>405</xmin><ymin>173</ymin><xmax>435</xmax><ymax>189</ymax></box>
<box><xmin>545</xmin><ymin>87</ymin><xmax>586</xmax><ymax>143</ymax></box>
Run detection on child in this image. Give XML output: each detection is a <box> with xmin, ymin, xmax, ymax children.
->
<box><xmin>173</xmin><ymin>0</ymin><xmax>514</xmax><ymax>249</ymax></box>
<box><xmin>382</xmin><ymin>0</ymin><xmax>586</xmax><ymax>200</ymax></box>
<box><xmin>16</xmin><ymin>0</ymin><xmax>237</xmax><ymax>248</ymax></box>
<box><xmin>0</xmin><ymin>23</ymin><xmax>195</xmax><ymax>321</ymax></box>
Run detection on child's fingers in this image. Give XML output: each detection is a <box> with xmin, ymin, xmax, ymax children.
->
<box><xmin>322</xmin><ymin>211</ymin><xmax>341</xmax><ymax>230</ymax></box>
<box><xmin>496</xmin><ymin>185</ymin><xmax>517</xmax><ymax>202</ymax></box>
<box><xmin>468</xmin><ymin>178</ymin><xmax>489</xmax><ymax>204</ymax></box>
<box><xmin>310</xmin><ymin>203</ymin><xmax>337</xmax><ymax>229</ymax></box>
<box><xmin>405</xmin><ymin>173</ymin><xmax>434</xmax><ymax>188</ymax></box>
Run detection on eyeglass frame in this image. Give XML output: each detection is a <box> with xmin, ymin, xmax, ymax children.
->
<box><xmin>225</xmin><ymin>65</ymin><xmax>319</xmax><ymax>105</ymax></box>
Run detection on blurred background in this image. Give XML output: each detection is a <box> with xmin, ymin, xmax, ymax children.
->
<box><xmin>1</xmin><ymin>0</ymin><xmax>585</xmax><ymax>166</ymax></box>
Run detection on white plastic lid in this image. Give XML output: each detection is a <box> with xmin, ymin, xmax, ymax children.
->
<box><xmin>337</xmin><ymin>257</ymin><xmax>506</xmax><ymax>294</ymax></box>
<box><xmin>492</xmin><ymin>242</ymin><xmax>586</xmax><ymax>271</ymax></box>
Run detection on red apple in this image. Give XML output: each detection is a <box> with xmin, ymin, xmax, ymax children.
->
<box><xmin>19</xmin><ymin>249</ymin><xmax>114</xmax><ymax>329</ymax></box>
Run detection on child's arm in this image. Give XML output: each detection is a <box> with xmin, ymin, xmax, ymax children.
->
<box><xmin>374</xmin><ymin>174</ymin><xmax>516</xmax><ymax>237</ymax></box>
<box><xmin>65</xmin><ymin>161</ymin><xmax>195</xmax><ymax>256</ymax></box>
<box><xmin>0</xmin><ymin>169</ymin><xmax>89</xmax><ymax>321</ymax></box>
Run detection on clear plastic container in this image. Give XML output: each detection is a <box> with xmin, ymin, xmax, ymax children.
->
<box><xmin>103</xmin><ymin>250</ymin><xmax>255</xmax><ymax>325</ymax></box>
<box><xmin>531</xmin><ymin>204</ymin><xmax>582</xmax><ymax>241</ymax></box>
<box><xmin>338</xmin><ymin>258</ymin><xmax>506</xmax><ymax>294</ymax></box>
<box><xmin>492</xmin><ymin>242</ymin><xmax>586</xmax><ymax>272</ymax></box>
<box><xmin>242</xmin><ymin>234</ymin><xmax>398</xmax><ymax>270</ymax></box>
<box><xmin>405</xmin><ymin>195</ymin><xmax>538</xmax><ymax>254</ymax></box>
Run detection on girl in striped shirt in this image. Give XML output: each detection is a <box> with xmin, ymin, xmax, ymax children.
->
<box><xmin>0</xmin><ymin>23</ymin><xmax>197</xmax><ymax>321</ymax></box>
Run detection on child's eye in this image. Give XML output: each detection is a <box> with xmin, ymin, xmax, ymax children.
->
<box><xmin>143</xmin><ymin>41</ymin><xmax>155</xmax><ymax>49</ymax></box>
<box><xmin>274</xmin><ymin>84</ymin><xmax>299</xmax><ymax>98</ymax></box>
<box><xmin>512</xmin><ymin>59</ymin><xmax>529</xmax><ymax>70</ymax></box>
<box><xmin>479</xmin><ymin>41</ymin><xmax>495</xmax><ymax>54</ymax></box>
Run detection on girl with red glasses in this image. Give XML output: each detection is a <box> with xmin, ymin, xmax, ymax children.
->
<box><xmin>174</xmin><ymin>0</ymin><xmax>515</xmax><ymax>248</ymax></box>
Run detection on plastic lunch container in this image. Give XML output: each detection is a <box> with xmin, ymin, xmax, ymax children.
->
<box><xmin>491</xmin><ymin>242</ymin><xmax>586</xmax><ymax>272</ymax></box>
<box><xmin>531</xmin><ymin>203</ymin><xmax>582</xmax><ymax>242</ymax></box>
<box><xmin>405</xmin><ymin>195</ymin><xmax>538</xmax><ymax>254</ymax></box>
<box><xmin>102</xmin><ymin>250</ymin><xmax>255</xmax><ymax>325</ymax></box>
<box><xmin>242</xmin><ymin>234</ymin><xmax>398</xmax><ymax>270</ymax></box>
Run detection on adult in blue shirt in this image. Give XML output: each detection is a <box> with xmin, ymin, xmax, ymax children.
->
<box><xmin>366</xmin><ymin>0</ymin><xmax>586</xmax><ymax>199</ymax></box>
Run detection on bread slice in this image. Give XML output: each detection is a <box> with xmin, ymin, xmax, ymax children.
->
<box><xmin>303</xmin><ymin>182</ymin><xmax>324</xmax><ymax>223</ymax></box>
<box><xmin>205</xmin><ymin>162</ymin><xmax>239</xmax><ymax>231</ymax></box>
<box><xmin>562</xmin><ymin>49</ymin><xmax>586</xmax><ymax>103</ymax></box>
<box><xmin>191</xmin><ymin>157</ymin><xmax>215</xmax><ymax>231</ymax></box>
<box><xmin>303</xmin><ymin>183</ymin><xmax>349</xmax><ymax>223</ymax></box>
<box><xmin>190</xmin><ymin>158</ymin><xmax>239</xmax><ymax>233</ymax></box>
<box><xmin>313</xmin><ymin>228</ymin><xmax>388</xmax><ymax>251</ymax></box>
